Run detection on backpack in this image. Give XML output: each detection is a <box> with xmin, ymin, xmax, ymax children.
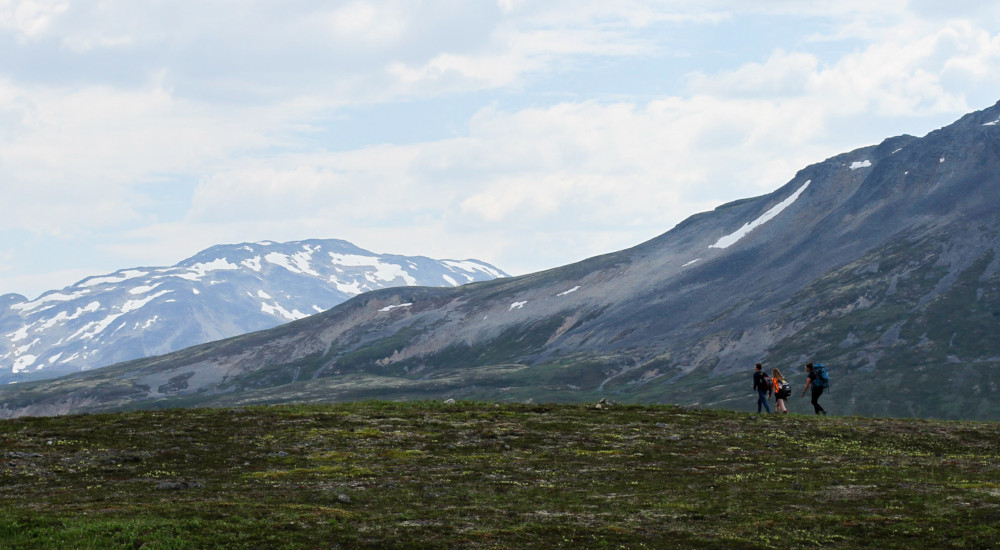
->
<box><xmin>776</xmin><ymin>378</ymin><xmax>791</xmax><ymax>398</ymax></box>
<box><xmin>757</xmin><ymin>372</ymin><xmax>771</xmax><ymax>392</ymax></box>
<box><xmin>812</xmin><ymin>364</ymin><xmax>830</xmax><ymax>388</ymax></box>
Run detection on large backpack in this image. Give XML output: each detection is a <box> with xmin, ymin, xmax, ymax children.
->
<box><xmin>812</xmin><ymin>364</ymin><xmax>830</xmax><ymax>388</ymax></box>
<box><xmin>777</xmin><ymin>378</ymin><xmax>791</xmax><ymax>398</ymax></box>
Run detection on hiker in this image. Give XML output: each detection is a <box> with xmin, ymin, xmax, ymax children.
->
<box><xmin>801</xmin><ymin>362</ymin><xmax>827</xmax><ymax>415</ymax></box>
<box><xmin>771</xmin><ymin>367</ymin><xmax>790</xmax><ymax>414</ymax></box>
<box><xmin>753</xmin><ymin>363</ymin><xmax>771</xmax><ymax>413</ymax></box>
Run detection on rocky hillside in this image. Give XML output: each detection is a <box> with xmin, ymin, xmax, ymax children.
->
<box><xmin>2</xmin><ymin>102</ymin><xmax>1000</xmax><ymax>419</ymax></box>
<box><xmin>0</xmin><ymin>239</ymin><xmax>506</xmax><ymax>384</ymax></box>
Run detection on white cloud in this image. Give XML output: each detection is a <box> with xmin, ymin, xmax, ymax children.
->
<box><xmin>0</xmin><ymin>0</ymin><xmax>68</xmax><ymax>40</ymax></box>
<box><xmin>1</xmin><ymin>2</ymin><xmax>1000</xmax><ymax>298</ymax></box>
<box><xmin>168</xmin><ymin>95</ymin><xmax>839</xmax><ymax>277</ymax></box>
<box><xmin>323</xmin><ymin>2</ymin><xmax>408</xmax><ymax>44</ymax></box>
<box><xmin>0</xmin><ymin>77</ymin><xmax>310</xmax><ymax>234</ymax></box>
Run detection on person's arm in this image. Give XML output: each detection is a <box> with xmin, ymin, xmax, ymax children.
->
<box><xmin>801</xmin><ymin>377</ymin><xmax>811</xmax><ymax>397</ymax></box>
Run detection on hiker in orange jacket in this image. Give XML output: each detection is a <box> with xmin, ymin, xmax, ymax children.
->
<box><xmin>771</xmin><ymin>367</ymin><xmax>789</xmax><ymax>414</ymax></box>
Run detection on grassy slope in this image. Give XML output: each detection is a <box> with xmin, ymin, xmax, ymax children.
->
<box><xmin>2</xmin><ymin>403</ymin><xmax>999</xmax><ymax>549</ymax></box>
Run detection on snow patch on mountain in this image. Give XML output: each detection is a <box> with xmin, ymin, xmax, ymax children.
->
<box><xmin>329</xmin><ymin>253</ymin><xmax>417</xmax><ymax>285</ymax></box>
<box><xmin>129</xmin><ymin>284</ymin><xmax>161</xmax><ymax>295</ymax></box>
<box><xmin>557</xmin><ymin>286</ymin><xmax>581</xmax><ymax>296</ymax></box>
<box><xmin>510</xmin><ymin>301</ymin><xmax>527</xmax><ymax>311</ymax></box>
<box><xmin>12</xmin><ymin>290</ymin><xmax>91</xmax><ymax>313</ymax></box>
<box><xmin>266</xmin><ymin>251</ymin><xmax>320</xmax><ymax>277</ymax></box>
<box><xmin>72</xmin><ymin>313</ymin><xmax>122</xmax><ymax>341</ymax></box>
<box><xmin>710</xmin><ymin>180</ymin><xmax>810</xmax><ymax>250</ymax></box>
<box><xmin>850</xmin><ymin>160</ymin><xmax>871</xmax><ymax>170</ymax></box>
<box><xmin>261</xmin><ymin>302</ymin><xmax>308</xmax><ymax>320</ymax></box>
<box><xmin>379</xmin><ymin>303</ymin><xmax>413</xmax><ymax>312</ymax></box>
<box><xmin>15</xmin><ymin>339</ymin><xmax>38</xmax><ymax>355</ymax></box>
<box><xmin>442</xmin><ymin>260</ymin><xmax>506</xmax><ymax>279</ymax></box>
<box><xmin>122</xmin><ymin>290</ymin><xmax>172</xmax><ymax>314</ymax></box>
<box><xmin>332</xmin><ymin>279</ymin><xmax>365</xmax><ymax>295</ymax></box>
<box><xmin>188</xmin><ymin>258</ymin><xmax>240</xmax><ymax>279</ymax></box>
<box><xmin>984</xmin><ymin>117</ymin><xmax>1000</xmax><ymax>126</ymax></box>
<box><xmin>39</xmin><ymin>302</ymin><xmax>101</xmax><ymax>330</ymax></box>
<box><xmin>242</xmin><ymin>256</ymin><xmax>262</xmax><ymax>271</ymax></box>
<box><xmin>7</xmin><ymin>325</ymin><xmax>29</xmax><ymax>342</ymax></box>
<box><xmin>80</xmin><ymin>270</ymin><xmax>148</xmax><ymax>288</ymax></box>
<box><xmin>12</xmin><ymin>354</ymin><xmax>36</xmax><ymax>373</ymax></box>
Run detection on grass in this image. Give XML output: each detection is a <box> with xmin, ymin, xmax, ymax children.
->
<box><xmin>1</xmin><ymin>401</ymin><xmax>999</xmax><ymax>548</ymax></box>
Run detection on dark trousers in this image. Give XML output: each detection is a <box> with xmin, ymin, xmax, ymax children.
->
<box><xmin>757</xmin><ymin>389</ymin><xmax>771</xmax><ymax>413</ymax></box>
<box><xmin>811</xmin><ymin>386</ymin><xmax>826</xmax><ymax>414</ymax></box>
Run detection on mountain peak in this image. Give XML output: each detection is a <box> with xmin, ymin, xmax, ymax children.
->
<box><xmin>0</xmin><ymin>239</ymin><xmax>507</xmax><ymax>384</ymax></box>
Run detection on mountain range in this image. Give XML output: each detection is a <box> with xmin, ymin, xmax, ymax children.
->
<box><xmin>3</xmin><ymin>101</ymin><xmax>1000</xmax><ymax>420</ymax></box>
<box><xmin>0</xmin><ymin>239</ymin><xmax>506</xmax><ymax>384</ymax></box>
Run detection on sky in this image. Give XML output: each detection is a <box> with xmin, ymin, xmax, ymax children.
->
<box><xmin>1</xmin><ymin>0</ymin><xmax>1000</xmax><ymax>299</ymax></box>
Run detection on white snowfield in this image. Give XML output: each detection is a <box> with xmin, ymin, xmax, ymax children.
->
<box><xmin>709</xmin><ymin>180</ymin><xmax>811</xmax><ymax>250</ymax></box>
<box><xmin>10</xmin><ymin>290</ymin><xmax>91</xmax><ymax>313</ymax></box>
<box><xmin>850</xmin><ymin>160</ymin><xmax>872</xmax><ymax>170</ymax></box>
<box><xmin>261</xmin><ymin>302</ymin><xmax>308</xmax><ymax>320</ymax></box>
<box><xmin>266</xmin><ymin>251</ymin><xmax>320</xmax><ymax>277</ymax></box>
<box><xmin>379</xmin><ymin>303</ymin><xmax>413</xmax><ymax>312</ymax></box>
<box><xmin>242</xmin><ymin>256</ymin><xmax>262</xmax><ymax>271</ymax></box>
<box><xmin>129</xmin><ymin>284</ymin><xmax>162</xmax><ymax>295</ymax></box>
<box><xmin>442</xmin><ymin>260</ymin><xmax>507</xmax><ymax>280</ymax></box>
<box><xmin>79</xmin><ymin>270</ymin><xmax>148</xmax><ymax>288</ymax></box>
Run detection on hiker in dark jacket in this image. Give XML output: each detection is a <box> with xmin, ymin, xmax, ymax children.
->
<box><xmin>801</xmin><ymin>363</ymin><xmax>827</xmax><ymax>415</ymax></box>
<box><xmin>753</xmin><ymin>363</ymin><xmax>771</xmax><ymax>413</ymax></box>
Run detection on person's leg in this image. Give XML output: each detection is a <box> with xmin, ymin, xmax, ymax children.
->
<box><xmin>811</xmin><ymin>386</ymin><xmax>826</xmax><ymax>415</ymax></box>
<box><xmin>758</xmin><ymin>390</ymin><xmax>771</xmax><ymax>413</ymax></box>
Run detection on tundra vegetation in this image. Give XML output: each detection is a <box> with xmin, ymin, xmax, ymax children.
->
<box><xmin>1</xmin><ymin>401</ymin><xmax>998</xmax><ymax>548</ymax></box>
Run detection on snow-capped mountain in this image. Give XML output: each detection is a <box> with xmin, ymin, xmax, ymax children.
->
<box><xmin>0</xmin><ymin>239</ymin><xmax>507</xmax><ymax>383</ymax></box>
